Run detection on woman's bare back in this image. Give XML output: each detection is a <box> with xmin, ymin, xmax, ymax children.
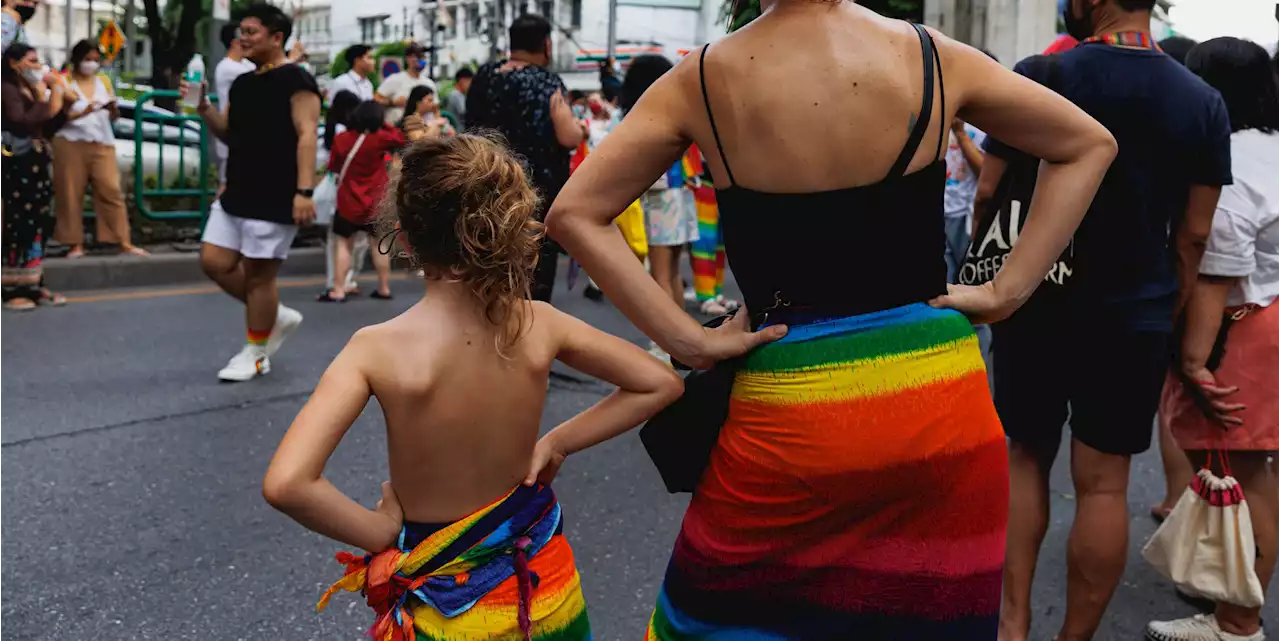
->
<box><xmin>687</xmin><ymin>4</ymin><xmax>953</xmax><ymax>191</ymax></box>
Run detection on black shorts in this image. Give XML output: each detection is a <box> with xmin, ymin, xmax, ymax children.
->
<box><xmin>332</xmin><ymin>215</ymin><xmax>377</xmax><ymax>239</ymax></box>
<box><xmin>992</xmin><ymin>320</ymin><xmax>1169</xmax><ymax>456</ymax></box>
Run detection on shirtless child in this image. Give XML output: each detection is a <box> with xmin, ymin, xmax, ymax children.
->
<box><xmin>263</xmin><ymin>134</ymin><xmax>684</xmax><ymax>640</ymax></box>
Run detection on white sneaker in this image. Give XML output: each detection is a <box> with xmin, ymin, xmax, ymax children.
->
<box><xmin>1146</xmin><ymin>614</ymin><xmax>1265</xmax><ymax>641</ymax></box>
<box><xmin>683</xmin><ymin>287</ymin><xmax>697</xmax><ymax>303</ymax></box>
<box><xmin>217</xmin><ymin>344</ymin><xmax>270</xmax><ymax>382</ymax></box>
<box><xmin>267</xmin><ymin>305</ymin><xmax>303</xmax><ymax>357</ymax></box>
<box><xmin>699</xmin><ymin>298</ymin><xmax>729</xmax><ymax>316</ymax></box>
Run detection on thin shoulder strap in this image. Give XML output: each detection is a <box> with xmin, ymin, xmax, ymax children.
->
<box><xmin>699</xmin><ymin>44</ymin><xmax>736</xmax><ymax>186</ymax></box>
<box><xmin>931</xmin><ymin>32</ymin><xmax>947</xmax><ymax>161</ymax></box>
<box><xmin>887</xmin><ymin>23</ymin><xmax>937</xmax><ymax>178</ymax></box>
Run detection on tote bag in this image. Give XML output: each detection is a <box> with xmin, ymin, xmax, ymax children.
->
<box><xmin>1142</xmin><ymin>461</ymin><xmax>1265</xmax><ymax>607</ymax></box>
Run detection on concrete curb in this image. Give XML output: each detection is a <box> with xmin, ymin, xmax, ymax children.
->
<box><xmin>43</xmin><ymin>247</ymin><xmax>328</xmax><ymax>292</ymax></box>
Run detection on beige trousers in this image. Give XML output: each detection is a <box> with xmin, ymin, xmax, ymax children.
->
<box><xmin>52</xmin><ymin>137</ymin><xmax>131</xmax><ymax>246</ymax></box>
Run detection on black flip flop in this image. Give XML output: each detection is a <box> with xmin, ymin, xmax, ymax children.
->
<box><xmin>316</xmin><ymin>291</ymin><xmax>347</xmax><ymax>303</ymax></box>
<box><xmin>371</xmin><ymin>291</ymin><xmax>393</xmax><ymax>300</ymax></box>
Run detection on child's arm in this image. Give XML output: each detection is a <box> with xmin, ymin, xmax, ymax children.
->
<box><xmin>263</xmin><ymin>332</ymin><xmax>403</xmax><ymax>552</ymax></box>
<box><xmin>525</xmin><ymin>305</ymin><xmax>684</xmax><ymax>485</ymax></box>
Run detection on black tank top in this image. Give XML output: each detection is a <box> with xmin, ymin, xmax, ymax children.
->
<box><xmin>700</xmin><ymin>23</ymin><xmax>949</xmax><ymax>318</ymax></box>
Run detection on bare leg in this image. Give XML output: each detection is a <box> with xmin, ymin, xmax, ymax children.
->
<box><xmin>1058</xmin><ymin>439</ymin><xmax>1132</xmax><ymax>641</ymax></box>
<box><xmin>369</xmin><ymin>232</ymin><xmax>393</xmax><ymax>296</ymax></box>
<box><xmin>999</xmin><ymin>439</ymin><xmax>1059</xmax><ymax>641</ymax></box>
<box><xmin>242</xmin><ymin>258</ymin><xmax>282</xmax><ymax>334</ymax></box>
<box><xmin>667</xmin><ymin>245</ymin><xmax>685</xmax><ymax>309</ymax></box>
<box><xmin>329</xmin><ymin>235</ymin><xmax>353</xmax><ymax>300</ymax></box>
<box><xmin>1154</xmin><ymin>417</ymin><xmax>1193</xmax><ymax>520</ymax></box>
<box><xmin>201</xmin><ymin>243</ymin><xmax>246</xmax><ymax>302</ymax></box>
<box><xmin>649</xmin><ymin>245</ymin><xmax>676</xmax><ymax>304</ymax></box>
<box><xmin>1198</xmin><ymin>450</ymin><xmax>1277</xmax><ymax>637</ymax></box>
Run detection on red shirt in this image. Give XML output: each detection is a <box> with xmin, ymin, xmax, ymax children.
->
<box><xmin>328</xmin><ymin>124</ymin><xmax>407</xmax><ymax>223</ymax></box>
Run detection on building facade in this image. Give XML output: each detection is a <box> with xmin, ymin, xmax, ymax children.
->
<box><xmin>328</xmin><ymin>0</ymin><xmax>721</xmax><ymax>88</ymax></box>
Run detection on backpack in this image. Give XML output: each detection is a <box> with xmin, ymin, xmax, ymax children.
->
<box><xmin>959</xmin><ymin>55</ymin><xmax>1074</xmax><ymax>298</ymax></box>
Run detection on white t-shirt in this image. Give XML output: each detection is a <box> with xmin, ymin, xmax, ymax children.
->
<box><xmin>377</xmin><ymin>71</ymin><xmax>437</xmax><ymax>124</ymax></box>
<box><xmin>214</xmin><ymin>57</ymin><xmax>255</xmax><ymax>162</ymax></box>
<box><xmin>1199</xmin><ymin>129</ymin><xmax>1279</xmax><ymax>308</ymax></box>
<box><xmin>943</xmin><ymin>124</ymin><xmax>987</xmax><ymax>219</ymax></box>
<box><xmin>330</xmin><ymin>71</ymin><xmax>374</xmax><ymax>102</ymax></box>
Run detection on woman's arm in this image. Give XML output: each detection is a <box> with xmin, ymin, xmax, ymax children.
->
<box><xmin>1178</xmin><ymin>275</ymin><xmax>1245</xmax><ymax>426</ymax></box>
<box><xmin>0</xmin><ymin>80</ymin><xmax>52</xmax><ymax>129</ymax></box>
<box><xmin>525</xmin><ymin>303</ymin><xmax>684</xmax><ymax>485</ymax></box>
<box><xmin>263</xmin><ymin>331</ymin><xmax>402</xmax><ymax>552</ymax></box>
<box><xmin>934</xmin><ymin>35</ymin><xmax>1117</xmax><ymax>321</ymax></box>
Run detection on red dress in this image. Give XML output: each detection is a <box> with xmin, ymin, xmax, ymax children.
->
<box><xmin>328</xmin><ymin>124</ymin><xmax>406</xmax><ymax>224</ymax></box>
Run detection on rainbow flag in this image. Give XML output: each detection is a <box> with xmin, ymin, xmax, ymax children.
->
<box><xmin>647</xmin><ymin>304</ymin><xmax>1007</xmax><ymax>639</ymax></box>
<box><xmin>320</xmin><ymin>485</ymin><xmax>590</xmax><ymax>641</ymax></box>
<box><xmin>684</xmin><ymin>145</ymin><xmax>726</xmax><ymax>302</ymax></box>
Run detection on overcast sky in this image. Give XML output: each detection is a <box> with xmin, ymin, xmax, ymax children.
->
<box><xmin>1168</xmin><ymin>0</ymin><xmax>1278</xmax><ymax>47</ymax></box>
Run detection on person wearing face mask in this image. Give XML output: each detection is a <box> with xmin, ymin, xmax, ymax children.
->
<box><xmin>2</xmin><ymin>42</ymin><xmax>68</xmax><ymax>310</ymax></box>
<box><xmin>1</xmin><ymin>0</ymin><xmax>36</xmax><ymax>51</ymax></box>
<box><xmin>377</xmin><ymin>43</ymin><xmax>437</xmax><ymax>125</ymax></box>
<box><xmin>980</xmin><ymin>2</ymin><xmax>1233</xmax><ymax>641</ymax></box>
<box><xmin>51</xmin><ymin>40</ymin><xmax>146</xmax><ymax>259</ymax></box>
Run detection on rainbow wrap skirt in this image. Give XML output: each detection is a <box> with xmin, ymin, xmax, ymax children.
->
<box><xmin>647</xmin><ymin>303</ymin><xmax>1008</xmax><ymax>640</ymax></box>
<box><xmin>319</xmin><ymin>484</ymin><xmax>591</xmax><ymax>641</ymax></box>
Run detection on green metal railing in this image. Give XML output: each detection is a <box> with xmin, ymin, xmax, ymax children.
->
<box><xmin>133</xmin><ymin>90</ymin><xmax>214</xmax><ymax>221</ymax></box>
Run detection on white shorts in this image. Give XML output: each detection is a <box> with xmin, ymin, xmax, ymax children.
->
<box><xmin>202</xmin><ymin>201</ymin><xmax>298</xmax><ymax>260</ymax></box>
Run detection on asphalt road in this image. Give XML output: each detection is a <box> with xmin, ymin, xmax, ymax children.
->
<box><xmin>2</xmin><ymin>262</ymin><xmax>1275</xmax><ymax>640</ymax></box>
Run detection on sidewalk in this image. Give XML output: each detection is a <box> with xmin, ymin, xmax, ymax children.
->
<box><xmin>42</xmin><ymin>244</ymin><xmax>328</xmax><ymax>292</ymax></box>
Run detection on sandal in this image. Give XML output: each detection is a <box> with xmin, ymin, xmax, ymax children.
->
<box><xmin>121</xmin><ymin>245</ymin><xmax>151</xmax><ymax>257</ymax></box>
<box><xmin>316</xmin><ymin>291</ymin><xmax>346</xmax><ymax>303</ymax></box>
<box><xmin>4</xmin><ymin>297</ymin><xmax>36</xmax><ymax>311</ymax></box>
<box><xmin>36</xmin><ymin>288</ymin><xmax>67</xmax><ymax>307</ymax></box>
<box><xmin>65</xmin><ymin>246</ymin><xmax>86</xmax><ymax>259</ymax></box>
<box><xmin>371</xmin><ymin>291</ymin><xmax>393</xmax><ymax>300</ymax></box>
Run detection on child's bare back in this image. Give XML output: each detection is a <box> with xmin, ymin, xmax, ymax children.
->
<box><xmin>347</xmin><ymin>290</ymin><xmax>572</xmax><ymax>522</ymax></box>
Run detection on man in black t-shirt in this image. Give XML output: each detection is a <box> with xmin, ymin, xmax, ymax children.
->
<box><xmin>981</xmin><ymin>2</ymin><xmax>1233</xmax><ymax>640</ymax></box>
<box><xmin>184</xmin><ymin>3</ymin><xmax>322</xmax><ymax>382</ymax></box>
<box><xmin>466</xmin><ymin>14</ymin><xmax>587</xmax><ymax>302</ymax></box>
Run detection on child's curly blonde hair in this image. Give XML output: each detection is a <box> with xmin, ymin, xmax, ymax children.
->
<box><xmin>381</xmin><ymin>133</ymin><xmax>544</xmax><ymax>350</ymax></box>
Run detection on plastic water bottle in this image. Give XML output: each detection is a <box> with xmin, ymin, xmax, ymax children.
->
<box><xmin>183</xmin><ymin>54</ymin><xmax>205</xmax><ymax>108</ymax></box>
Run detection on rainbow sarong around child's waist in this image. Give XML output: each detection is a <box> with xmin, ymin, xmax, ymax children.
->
<box><xmin>318</xmin><ymin>484</ymin><xmax>591</xmax><ymax>641</ymax></box>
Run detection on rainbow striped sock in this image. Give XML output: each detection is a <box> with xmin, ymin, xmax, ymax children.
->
<box><xmin>247</xmin><ymin>328</ymin><xmax>270</xmax><ymax>346</ymax></box>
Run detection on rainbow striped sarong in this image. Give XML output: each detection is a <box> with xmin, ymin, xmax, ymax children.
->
<box><xmin>319</xmin><ymin>484</ymin><xmax>591</xmax><ymax>641</ymax></box>
<box><xmin>647</xmin><ymin>303</ymin><xmax>1007</xmax><ymax>639</ymax></box>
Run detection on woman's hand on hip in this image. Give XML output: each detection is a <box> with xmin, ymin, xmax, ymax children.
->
<box><xmin>683</xmin><ymin>309</ymin><xmax>787</xmax><ymax>370</ymax></box>
<box><xmin>928</xmin><ymin>282</ymin><xmax>1014</xmax><ymax>325</ymax></box>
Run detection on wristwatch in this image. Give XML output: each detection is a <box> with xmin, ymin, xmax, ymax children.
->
<box><xmin>295</xmin><ymin>188</ymin><xmax>314</xmax><ymax>199</ymax></box>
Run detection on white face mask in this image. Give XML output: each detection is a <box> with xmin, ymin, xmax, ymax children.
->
<box><xmin>21</xmin><ymin>67</ymin><xmax>43</xmax><ymax>85</ymax></box>
<box><xmin>79</xmin><ymin>61</ymin><xmax>100</xmax><ymax>75</ymax></box>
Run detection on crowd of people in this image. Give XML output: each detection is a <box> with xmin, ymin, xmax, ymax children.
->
<box><xmin>0</xmin><ymin>0</ymin><xmax>156</xmax><ymax>310</ymax></box>
<box><xmin>4</xmin><ymin>0</ymin><xmax>1278</xmax><ymax>639</ymax></box>
<box><xmin>260</xmin><ymin>0</ymin><xmax>1278</xmax><ymax>638</ymax></box>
